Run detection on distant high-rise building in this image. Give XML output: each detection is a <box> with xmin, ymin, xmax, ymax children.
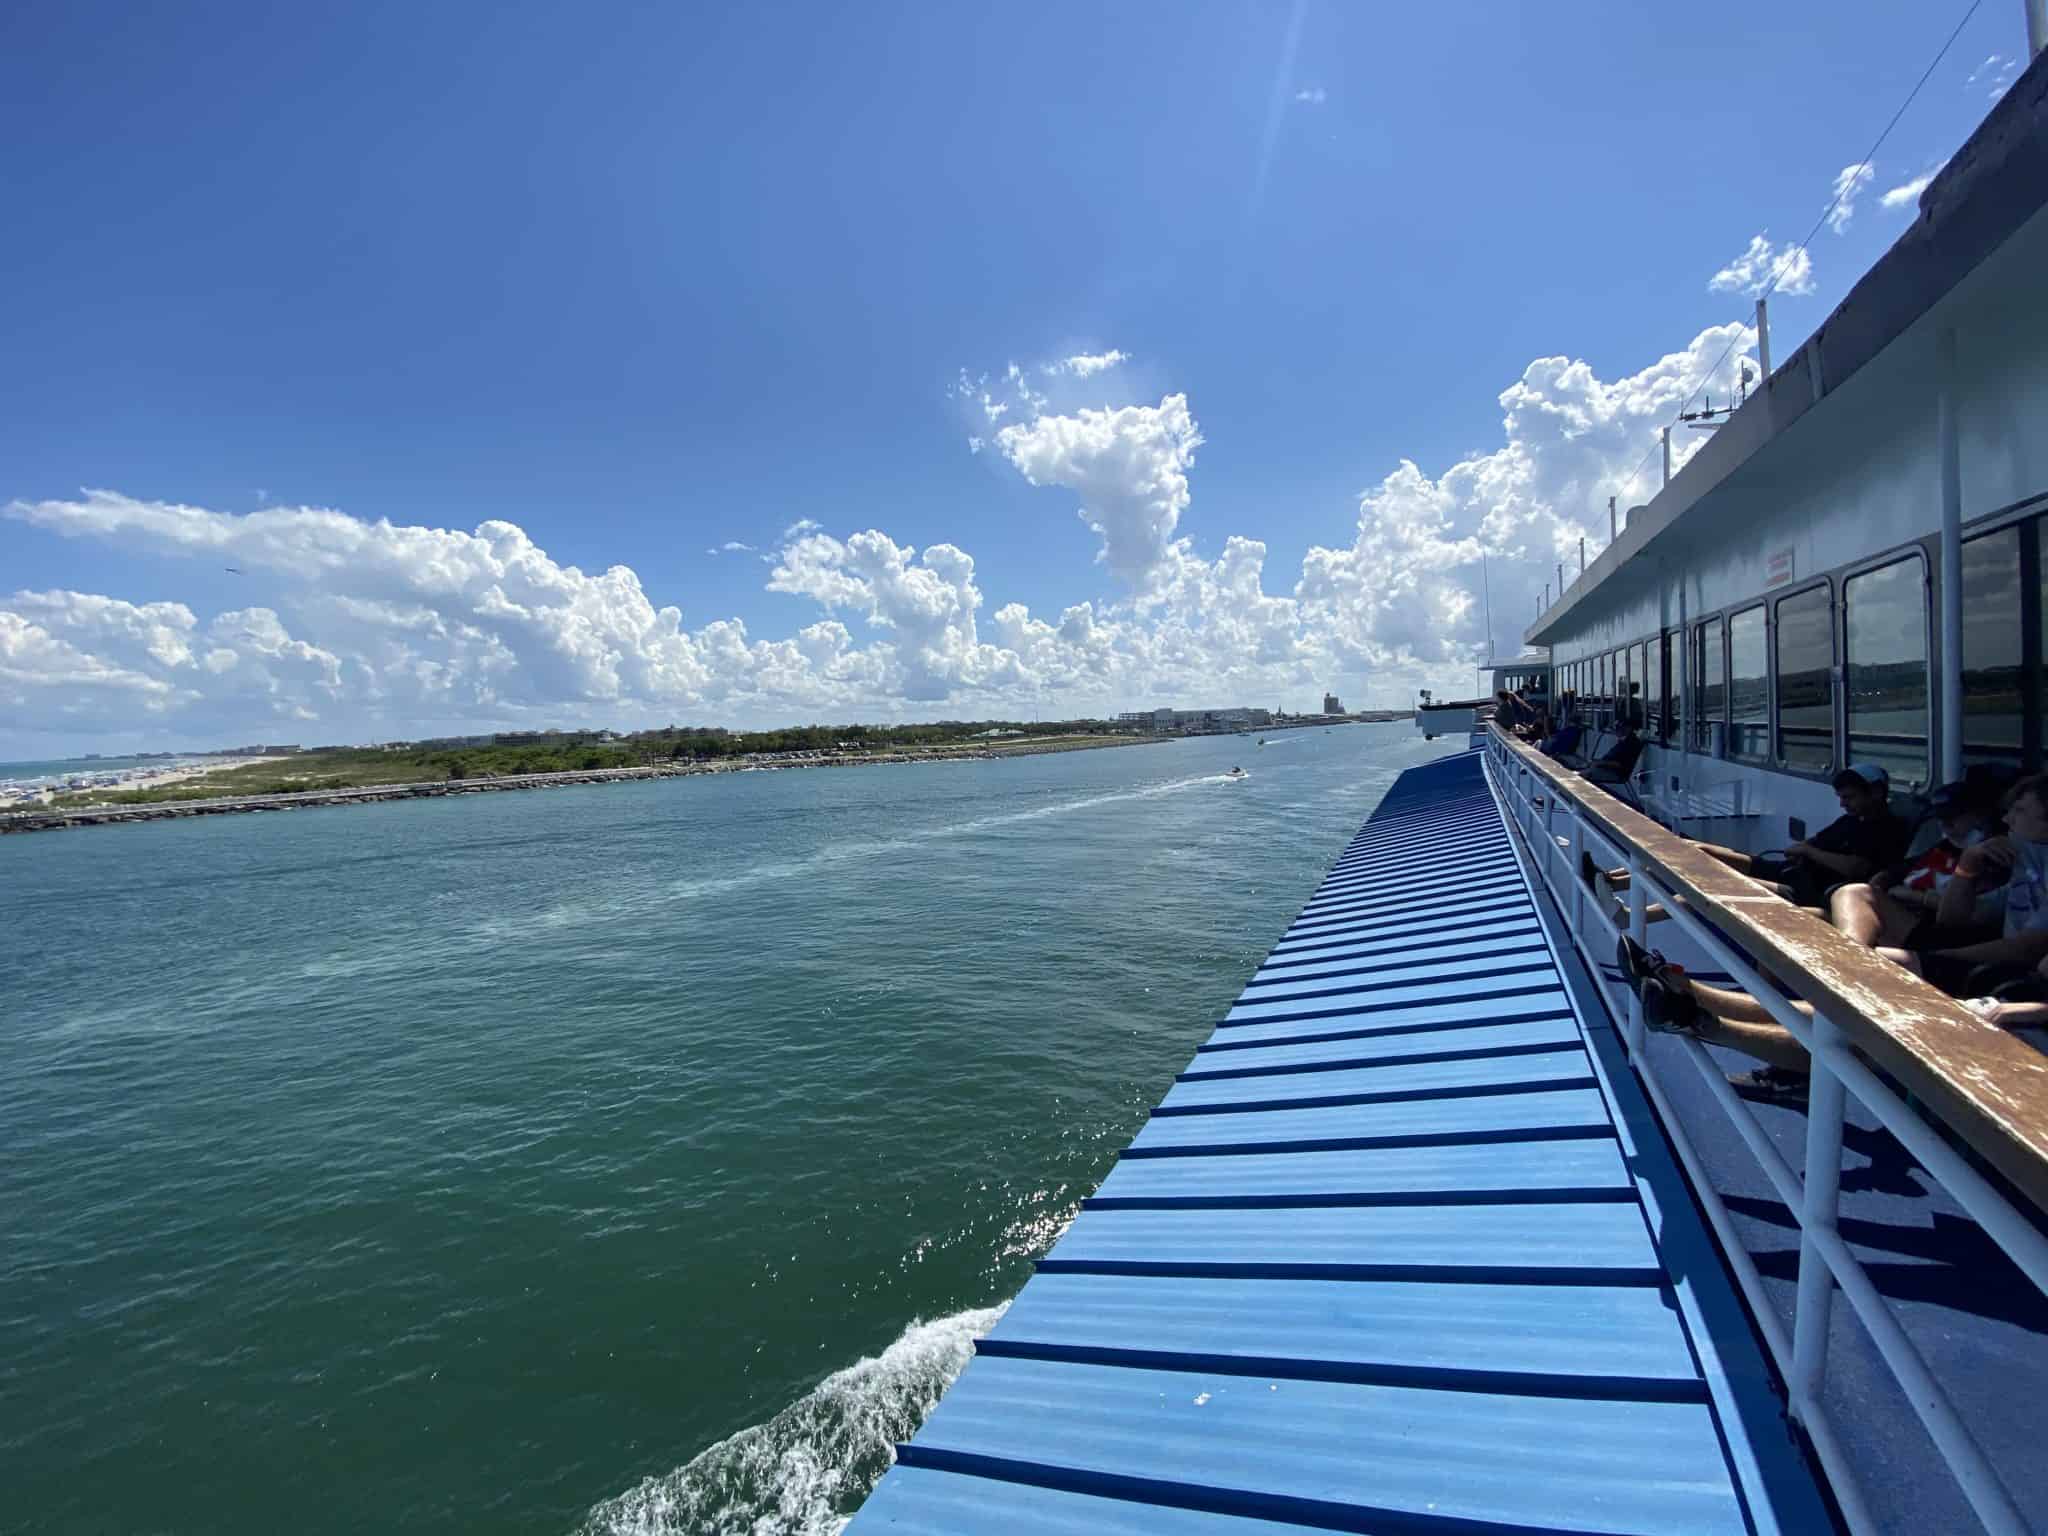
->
<box><xmin>1322</xmin><ymin>692</ymin><xmax>1343</xmax><ymax>715</ymax></box>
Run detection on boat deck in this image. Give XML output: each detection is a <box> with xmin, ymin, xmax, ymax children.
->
<box><xmin>850</xmin><ymin>749</ymin><xmax>1830</xmax><ymax>1534</ymax></box>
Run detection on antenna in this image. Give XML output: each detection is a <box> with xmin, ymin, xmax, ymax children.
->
<box><xmin>1480</xmin><ymin>553</ymin><xmax>1494</xmax><ymax>666</ymax></box>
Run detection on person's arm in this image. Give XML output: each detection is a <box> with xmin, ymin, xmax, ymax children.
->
<box><xmin>1785</xmin><ymin>839</ymin><xmax>1879</xmax><ymax>882</ymax></box>
<box><xmin>1927</xmin><ymin>929</ymin><xmax>2048</xmax><ymax>968</ymax></box>
<box><xmin>1934</xmin><ymin>870</ymin><xmax>1981</xmax><ymax>927</ymax></box>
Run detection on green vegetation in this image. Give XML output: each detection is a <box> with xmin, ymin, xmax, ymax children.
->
<box><xmin>32</xmin><ymin>720</ymin><xmax>1135</xmax><ymax>810</ymax></box>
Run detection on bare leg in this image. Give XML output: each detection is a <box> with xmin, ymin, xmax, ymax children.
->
<box><xmin>1688</xmin><ymin>1014</ymin><xmax>1813</xmax><ymax>1072</ymax></box>
<box><xmin>1683</xmin><ymin>977</ymin><xmax>1812</xmax><ymax>1026</ymax></box>
<box><xmin>1830</xmin><ymin>883</ymin><xmax>1917</xmax><ymax>948</ymax></box>
<box><xmin>1694</xmin><ymin>842</ymin><xmax>1759</xmax><ymax>875</ymax></box>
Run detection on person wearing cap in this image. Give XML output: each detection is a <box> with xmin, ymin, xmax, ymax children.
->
<box><xmin>1690</xmin><ymin>761</ymin><xmax>1912</xmax><ymax>909</ymax></box>
<box><xmin>1829</xmin><ymin>776</ymin><xmax>2005</xmax><ymax>955</ymax></box>
<box><xmin>1622</xmin><ymin>773</ymin><xmax>2048</xmax><ymax>1102</ymax></box>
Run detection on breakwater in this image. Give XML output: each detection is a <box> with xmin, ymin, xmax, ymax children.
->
<box><xmin>1</xmin><ymin>737</ymin><xmax>1167</xmax><ymax>835</ymax></box>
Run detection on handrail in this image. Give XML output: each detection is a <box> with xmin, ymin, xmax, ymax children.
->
<box><xmin>1487</xmin><ymin>723</ymin><xmax>2048</xmax><ymax>1212</ymax></box>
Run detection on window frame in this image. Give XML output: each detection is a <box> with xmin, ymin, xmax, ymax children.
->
<box><xmin>1770</xmin><ymin>578</ymin><xmax>1836</xmax><ymax>778</ymax></box>
<box><xmin>1841</xmin><ymin>547</ymin><xmax>1932</xmax><ymax>792</ymax></box>
<box><xmin>1693</xmin><ymin>616</ymin><xmax>1725</xmax><ymax>753</ymax></box>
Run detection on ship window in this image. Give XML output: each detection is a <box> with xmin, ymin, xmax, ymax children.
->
<box><xmin>1654</xmin><ymin>631</ymin><xmax>1673</xmax><ymax>744</ymax></box>
<box><xmin>1627</xmin><ymin>642</ymin><xmax>1645</xmax><ymax>728</ymax></box>
<box><xmin>1694</xmin><ymin>618</ymin><xmax>1724</xmax><ymax>752</ymax></box>
<box><xmin>1845</xmin><ymin>554</ymin><xmax>1929</xmax><ymax>790</ymax></box>
<box><xmin>1962</xmin><ymin>525</ymin><xmax>2023</xmax><ymax>767</ymax></box>
<box><xmin>1613</xmin><ymin>648</ymin><xmax>1628</xmax><ymax>728</ymax></box>
<box><xmin>1773</xmin><ymin>584</ymin><xmax>1834</xmax><ymax>773</ymax></box>
<box><xmin>1728</xmin><ymin>607</ymin><xmax>1767</xmax><ymax>760</ymax></box>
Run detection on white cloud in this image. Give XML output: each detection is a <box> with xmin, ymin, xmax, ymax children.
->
<box><xmin>706</xmin><ymin>540</ymin><xmax>755</xmax><ymax>555</ymax></box>
<box><xmin>1296</xmin><ymin>322</ymin><xmax>1756</xmax><ymax>667</ymax></box>
<box><xmin>1826</xmin><ymin>163</ymin><xmax>1874</xmax><ymax>234</ymax></box>
<box><xmin>1967</xmin><ymin>53</ymin><xmax>2020</xmax><ymax>100</ymax></box>
<box><xmin>1707</xmin><ymin>233</ymin><xmax>1815</xmax><ymax>298</ymax></box>
<box><xmin>1293</xmin><ymin>87</ymin><xmax>1326</xmax><ymax>104</ymax></box>
<box><xmin>1880</xmin><ymin>170</ymin><xmax>1938</xmax><ymax>212</ymax></box>
<box><xmin>994</xmin><ymin>395</ymin><xmax>1203</xmax><ymax>592</ymax></box>
<box><xmin>1046</xmin><ymin>350</ymin><xmax>1130</xmax><ymax>379</ymax></box>
<box><xmin>5</xmin><ymin>318</ymin><xmax>1769</xmax><ymax>742</ymax></box>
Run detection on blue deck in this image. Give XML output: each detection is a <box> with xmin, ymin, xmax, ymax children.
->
<box><xmin>850</xmin><ymin>750</ymin><xmax>1831</xmax><ymax>1535</ymax></box>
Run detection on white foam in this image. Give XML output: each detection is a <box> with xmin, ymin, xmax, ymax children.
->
<box><xmin>576</xmin><ymin>1304</ymin><xmax>1005</xmax><ymax>1536</ymax></box>
<box><xmin>480</xmin><ymin>773</ymin><xmax>1236</xmax><ymax>941</ymax></box>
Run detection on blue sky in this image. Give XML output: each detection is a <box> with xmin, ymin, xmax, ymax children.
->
<box><xmin>1</xmin><ymin>1</ymin><xmax>2030</xmax><ymax>752</ymax></box>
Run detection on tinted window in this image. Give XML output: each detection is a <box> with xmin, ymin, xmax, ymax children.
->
<box><xmin>1774</xmin><ymin>585</ymin><xmax>1834</xmax><ymax>772</ymax></box>
<box><xmin>1694</xmin><ymin>618</ymin><xmax>1724</xmax><ymax>751</ymax></box>
<box><xmin>1727</xmin><ymin>607</ymin><xmax>1767</xmax><ymax>759</ymax></box>
<box><xmin>1845</xmin><ymin>555</ymin><xmax>1929</xmax><ymax>789</ymax></box>
<box><xmin>1656</xmin><ymin>631</ymin><xmax>1674</xmax><ymax>744</ymax></box>
<box><xmin>1962</xmin><ymin>526</ymin><xmax>2022</xmax><ymax>765</ymax></box>
<box><xmin>1631</xmin><ymin>642</ymin><xmax>1647</xmax><ymax>729</ymax></box>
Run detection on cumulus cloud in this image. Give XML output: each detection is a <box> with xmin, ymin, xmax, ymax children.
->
<box><xmin>1293</xmin><ymin>87</ymin><xmax>1326</xmax><ymax>104</ymax></box>
<box><xmin>994</xmin><ymin>395</ymin><xmax>1202</xmax><ymax>591</ymax></box>
<box><xmin>1707</xmin><ymin>233</ymin><xmax>1815</xmax><ymax>298</ymax></box>
<box><xmin>1826</xmin><ymin>163</ymin><xmax>1874</xmax><ymax>234</ymax></box>
<box><xmin>1297</xmin><ymin>322</ymin><xmax>1757</xmax><ymax>666</ymax></box>
<box><xmin>1880</xmin><ymin>170</ymin><xmax>1938</xmax><ymax>212</ymax></box>
<box><xmin>7</xmin><ymin>315</ymin><xmax>1769</xmax><ymax>743</ymax></box>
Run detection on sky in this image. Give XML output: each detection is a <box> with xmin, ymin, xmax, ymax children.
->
<box><xmin>1</xmin><ymin>1</ymin><xmax>2033</xmax><ymax>755</ymax></box>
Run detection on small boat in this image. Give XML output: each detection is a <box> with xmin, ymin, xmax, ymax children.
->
<box><xmin>1225</xmin><ymin>766</ymin><xmax>1247</xmax><ymax>779</ymax></box>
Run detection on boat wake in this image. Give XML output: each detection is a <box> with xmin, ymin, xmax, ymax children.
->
<box><xmin>555</xmin><ymin>774</ymin><xmax>1233</xmax><ymax>911</ymax></box>
<box><xmin>575</xmin><ymin>1304</ymin><xmax>1005</xmax><ymax>1536</ymax></box>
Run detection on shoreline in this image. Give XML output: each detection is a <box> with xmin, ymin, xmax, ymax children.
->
<box><xmin>0</xmin><ymin>736</ymin><xmax>1172</xmax><ymax>836</ymax></box>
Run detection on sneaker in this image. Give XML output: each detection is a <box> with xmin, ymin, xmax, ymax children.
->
<box><xmin>1728</xmin><ymin>1065</ymin><xmax>1811</xmax><ymax>1105</ymax></box>
<box><xmin>1641</xmin><ymin>977</ymin><xmax>1704</xmax><ymax>1037</ymax></box>
<box><xmin>1616</xmin><ymin>935</ymin><xmax>1687</xmax><ymax>988</ymax></box>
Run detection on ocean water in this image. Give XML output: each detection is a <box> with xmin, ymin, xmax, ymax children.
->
<box><xmin>1</xmin><ymin>724</ymin><xmax>1457</xmax><ymax>1535</ymax></box>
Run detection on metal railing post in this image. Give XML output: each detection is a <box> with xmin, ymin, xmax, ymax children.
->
<box><xmin>1790</xmin><ymin>1010</ymin><xmax>1848</xmax><ymax>1418</ymax></box>
<box><xmin>1626</xmin><ymin>851</ymin><xmax>1647</xmax><ymax>1056</ymax></box>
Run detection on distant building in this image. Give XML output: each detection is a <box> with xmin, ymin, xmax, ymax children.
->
<box><xmin>1322</xmin><ymin>693</ymin><xmax>1343</xmax><ymax>715</ymax></box>
<box><xmin>1114</xmin><ymin>706</ymin><xmax>1273</xmax><ymax>734</ymax></box>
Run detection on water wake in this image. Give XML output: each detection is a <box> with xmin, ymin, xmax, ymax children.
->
<box><xmin>576</xmin><ymin>1304</ymin><xmax>1005</xmax><ymax>1536</ymax></box>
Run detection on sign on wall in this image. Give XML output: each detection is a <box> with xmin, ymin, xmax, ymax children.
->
<box><xmin>1764</xmin><ymin>546</ymin><xmax>1796</xmax><ymax>589</ymax></box>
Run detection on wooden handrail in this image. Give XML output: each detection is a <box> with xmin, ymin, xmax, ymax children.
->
<box><xmin>1487</xmin><ymin>724</ymin><xmax>2048</xmax><ymax>1214</ymax></box>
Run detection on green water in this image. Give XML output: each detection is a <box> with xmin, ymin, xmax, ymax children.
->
<box><xmin>1</xmin><ymin>724</ymin><xmax>1456</xmax><ymax>1534</ymax></box>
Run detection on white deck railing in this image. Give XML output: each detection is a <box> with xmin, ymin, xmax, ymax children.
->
<box><xmin>1484</xmin><ymin>725</ymin><xmax>2048</xmax><ymax>1536</ymax></box>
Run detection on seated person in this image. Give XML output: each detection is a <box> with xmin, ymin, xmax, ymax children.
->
<box><xmin>1539</xmin><ymin>711</ymin><xmax>1584</xmax><ymax>760</ymax></box>
<box><xmin>1689</xmin><ymin>763</ymin><xmax>1909</xmax><ymax>908</ymax></box>
<box><xmin>1620</xmin><ymin>773</ymin><xmax>2048</xmax><ymax>1102</ymax></box>
<box><xmin>1887</xmin><ymin>773</ymin><xmax>2048</xmax><ymax>997</ymax></box>
<box><xmin>1494</xmin><ymin>689</ymin><xmax>1539</xmax><ymax>734</ymax></box>
<box><xmin>1581</xmin><ymin>715</ymin><xmax>1643</xmax><ymax>784</ymax></box>
<box><xmin>1829</xmin><ymin>777</ymin><xmax>2003</xmax><ymax>953</ymax></box>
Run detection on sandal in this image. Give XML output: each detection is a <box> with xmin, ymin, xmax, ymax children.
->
<box><xmin>1616</xmin><ymin>935</ymin><xmax>1686</xmax><ymax>988</ymax></box>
